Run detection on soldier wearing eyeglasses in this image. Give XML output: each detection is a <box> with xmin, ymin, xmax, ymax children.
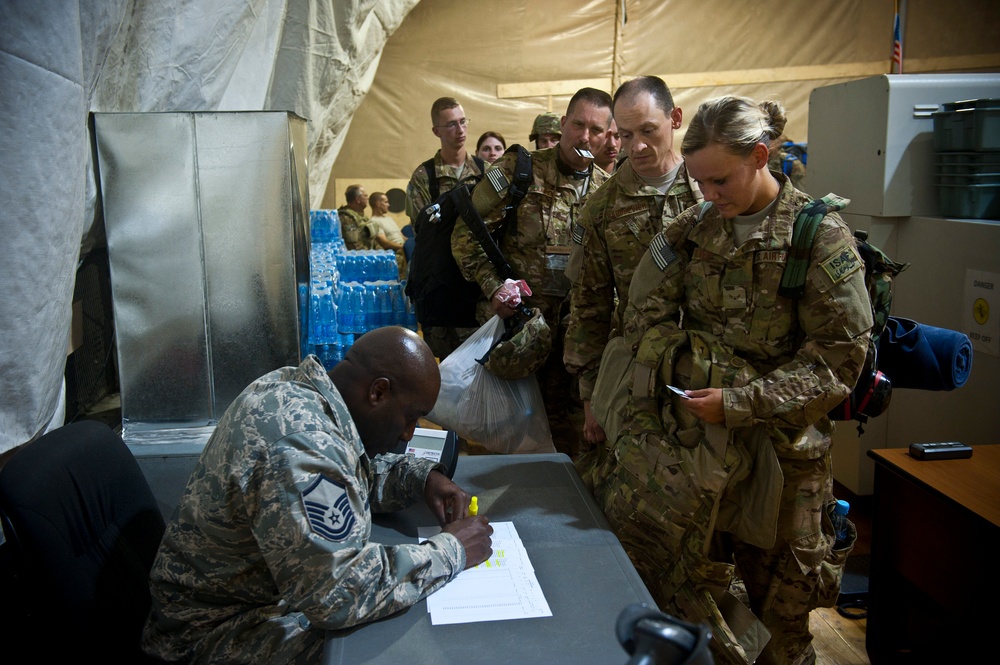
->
<box><xmin>404</xmin><ymin>97</ymin><xmax>487</xmax><ymax>360</ymax></box>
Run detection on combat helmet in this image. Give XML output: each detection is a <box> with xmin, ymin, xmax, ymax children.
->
<box><xmin>478</xmin><ymin>306</ymin><xmax>552</xmax><ymax>380</ymax></box>
<box><xmin>528</xmin><ymin>112</ymin><xmax>562</xmax><ymax>142</ymax></box>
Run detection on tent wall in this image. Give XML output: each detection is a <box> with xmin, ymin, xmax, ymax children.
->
<box><xmin>0</xmin><ymin>0</ymin><xmax>416</xmax><ymax>453</ymax></box>
<box><xmin>324</xmin><ymin>0</ymin><xmax>1000</xmax><ymax>206</ymax></box>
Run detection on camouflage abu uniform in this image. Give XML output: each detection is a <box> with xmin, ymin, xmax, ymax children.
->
<box><xmin>405</xmin><ymin>149</ymin><xmax>486</xmax><ymax>360</ymax></box>
<box><xmin>337</xmin><ymin>206</ymin><xmax>369</xmax><ymax>251</ymax></box>
<box><xmin>564</xmin><ymin>158</ymin><xmax>699</xmax><ymax>405</ymax></box>
<box><xmin>142</xmin><ymin>356</ymin><xmax>464</xmax><ymax>665</ymax></box>
<box><xmin>451</xmin><ymin>146</ymin><xmax>609</xmax><ymax>457</ymax></box>
<box><xmin>600</xmin><ymin>174</ymin><xmax>872</xmax><ymax>665</ymax></box>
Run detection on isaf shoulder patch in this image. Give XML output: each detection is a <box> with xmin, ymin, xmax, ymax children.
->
<box><xmin>820</xmin><ymin>244</ymin><xmax>862</xmax><ymax>284</ymax></box>
<box><xmin>302</xmin><ymin>475</ymin><xmax>356</xmax><ymax>542</ymax></box>
<box><xmin>650</xmin><ymin>233</ymin><xmax>678</xmax><ymax>272</ymax></box>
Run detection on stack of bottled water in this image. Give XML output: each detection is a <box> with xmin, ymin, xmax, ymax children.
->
<box><xmin>309</xmin><ymin>208</ymin><xmax>345</xmax><ymax>248</ymax></box>
<box><xmin>305</xmin><ymin>210</ymin><xmax>418</xmax><ymax>370</ymax></box>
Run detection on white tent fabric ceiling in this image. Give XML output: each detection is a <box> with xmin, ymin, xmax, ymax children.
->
<box><xmin>1</xmin><ymin>0</ymin><xmax>997</xmax><ymax>451</ymax></box>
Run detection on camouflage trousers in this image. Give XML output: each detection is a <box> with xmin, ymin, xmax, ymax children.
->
<box><xmin>537</xmin><ymin>329</ymin><xmax>585</xmax><ymax>459</ymax></box>
<box><xmin>421</xmin><ymin>325</ymin><xmax>476</xmax><ymax>362</ymax></box>
<box><xmin>534</xmin><ymin>293</ymin><xmax>586</xmax><ymax>459</ymax></box>
<box><xmin>594</xmin><ymin>429</ymin><xmax>849</xmax><ymax>665</ymax></box>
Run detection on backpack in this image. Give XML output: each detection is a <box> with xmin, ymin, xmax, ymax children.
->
<box><xmin>778</xmin><ymin>195</ymin><xmax>909</xmax><ymax>432</ymax></box>
<box><xmin>777</xmin><ymin>141</ymin><xmax>807</xmax><ymax>174</ymax></box>
<box><xmin>405</xmin><ymin>145</ymin><xmax>533</xmax><ymax>328</ymax></box>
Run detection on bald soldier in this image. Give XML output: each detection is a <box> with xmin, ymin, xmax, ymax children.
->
<box><xmin>143</xmin><ymin>327</ymin><xmax>493</xmax><ymax>664</ymax></box>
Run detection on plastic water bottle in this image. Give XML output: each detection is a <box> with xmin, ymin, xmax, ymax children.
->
<box><xmin>337</xmin><ymin>286</ymin><xmax>353</xmax><ymax>334</ymax></box>
<box><xmin>351</xmin><ymin>283</ymin><xmax>367</xmax><ymax>334</ymax></box>
<box><xmin>831</xmin><ymin>499</ymin><xmax>851</xmax><ymax>549</ymax></box>
<box><xmin>309</xmin><ymin>286</ymin><xmax>323</xmax><ymax>342</ymax></box>
<box><xmin>364</xmin><ymin>283</ymin><xmax>379</xmax><ymax>329</ymax></box>
<box><xmin>319</xmin><ymin>286</ymin><xmax>337</xmax><ymax>342</ymax></box>
<box><xmin>377</xmin><ymin>283</ymin><xmax>391</xmax><ymax>328</ymax></box>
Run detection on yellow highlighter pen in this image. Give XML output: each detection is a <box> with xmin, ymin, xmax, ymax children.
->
<box><xmin>468</xmin><ymin>496</ymin><xmax>478</xmax><ymax>516</ymax></box>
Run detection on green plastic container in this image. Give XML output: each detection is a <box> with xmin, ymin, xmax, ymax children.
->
<box><xmin>933</xmin><ymin>98</ymin><xmax>1000</xmax><ymax>152</ymax></box>
<box><xmin>936</xmin><ymin>172</ymin><xmax>1000</xmax><ymax>186</ymax></box>
<box><xmin>936</xmin><ymin>152</ymin><xmax>1000</xmax><ymax>176</ymax></box>
<box><xmin>937</xmin><ymin>182</ymin><xmax>1000</xmax><ymax>219</ymax></box>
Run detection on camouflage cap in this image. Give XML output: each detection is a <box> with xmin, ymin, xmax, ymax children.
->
<box><xmin>479</xmin><ymin>307</ymin><xmax>552</xmax><ymax>380</ymax></box>
<box><xmin>529</xmin><ymin>112</ymin><xmax>562</xmax><ymax>142</ymax></box>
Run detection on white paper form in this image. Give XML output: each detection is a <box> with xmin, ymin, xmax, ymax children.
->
<box><xmin>418</xmin><ymin>521</ymin><xmax>552</xmax><ymax>625</ymax></box>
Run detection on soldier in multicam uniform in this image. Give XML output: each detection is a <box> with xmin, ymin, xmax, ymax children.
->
<box><xmin>594</xmin><ymin>97</ymin><xmax>872</xmax><ymax>665</ymax></box>
<box><xmin>405</xmin><ymin>97</ymin><xmax>486</xmax><ymax>360</ymax></box>
<box><xmin>593</xmin><ymin>117</ymin><xmax>621</xmax><ymax>175</ymax></box>
<box><xmin>451</xmin><ymin>87</ymin><xmax>613</xmax><ymax>458</ymax></box>
<box><xmin>337</xmin><ymin>184</ymin><xmax>370</xmax><ymax>251</ymax></box>
<box><xmin>564</xmin><ymin>76</ymin><xmax>699</xmax><ymax>456</ymax></box>
<box><xmin>142</xmin><ymin>327</ymin><xmax>493</xmax><ymax>664</ymax></box>
<box><xmin>528</xmin><ymin>111</ymin><xmax>561</xmax><ymax>150</ymax></box>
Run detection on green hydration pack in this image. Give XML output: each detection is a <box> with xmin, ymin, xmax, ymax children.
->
<box><xmin>778</xmin><ymin>195</ymin><xmax>909</xmax><ymax>430</ymax></box>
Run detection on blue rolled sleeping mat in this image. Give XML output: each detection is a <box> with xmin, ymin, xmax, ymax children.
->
<box><xmin>877</xmin><ymin>317</ymin><xmax>974</xmax><ymax>391</ymax></box>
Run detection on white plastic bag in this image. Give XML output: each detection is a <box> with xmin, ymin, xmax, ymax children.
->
<box><xmin>426</xmin><ymin>316</ymin><xmax>554</xmax><ymax>454</ymax></box>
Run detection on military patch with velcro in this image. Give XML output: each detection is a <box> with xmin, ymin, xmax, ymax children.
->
<box><xmin>820</xmin><ymin>243</ymin><xmax>861</xmax><ymax>284</ymax></box>
<box><xmin>650</xmin><ymin>233</ymin><xmax>678</xmax><ymax>271</ymax></box>
<box><xmin>487</xmin><ymin>168</ymin><xmax>509</xmax><ymax>193</ymax></box>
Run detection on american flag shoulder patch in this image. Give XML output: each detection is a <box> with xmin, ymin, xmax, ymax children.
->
<box><xmin>487</xmin><ymin>168</ymin><xmax>509</xmax><ymax>193</ymax></box>
<box><xmin>650</xmin><ymin>233</ymin><xmax>678</xmax><ymax>272</ymax></box>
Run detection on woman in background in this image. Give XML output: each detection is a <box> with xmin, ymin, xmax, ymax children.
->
<box><xmin>475</xmin><ymin>131</ymin><xmax>506</xmax><ymax>163</ymax></box>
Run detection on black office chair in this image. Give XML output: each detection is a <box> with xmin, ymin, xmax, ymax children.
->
<box><xmin>0</xmin><ymin>420</ymin><xmax>166</xmax><ymax>662</ymax></box>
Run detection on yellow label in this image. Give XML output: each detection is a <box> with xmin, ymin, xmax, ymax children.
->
<box><xmin>974</xmin><ymin>297</ymin><xmax>990</xmax><ymax>325</ymax></box>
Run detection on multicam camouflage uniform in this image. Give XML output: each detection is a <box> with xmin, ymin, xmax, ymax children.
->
<box><xmin>451</xmin><ymin>146</ymin><xmax>609</xmax><ymax>457</ymax></box>
<box><xmin>564</xmin><ymin>158</ymin><xmax>699</xmax><ymax>411</ymax></box>
<box><xmin>337</xmin><ymin>206</ymin><xmax>368</xmax><ymax>251</ymax></box>
<box><xmin>598</xmin><ymin>174</ymin><xmax>872</xmax><ymax>665</ymax></box>
<box><xmin>142</xmin><ymin>356</ymin><xmax>463</xmax><ymax>665</ymax></box>
<box><xmin>405</xmin><ymin>150</ymin><xmax>485</xmax><ymax>228</ymax></box>
<box><xmin>405</xmin><ymin>150</ymin><xmax>486</xmax><ymax>360</ymax></box>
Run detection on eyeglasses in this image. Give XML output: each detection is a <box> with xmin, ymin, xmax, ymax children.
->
<box><xmin>435</xmin><ymin>118</ymin><xmax>470</xmax><ymax>131</ymax></box>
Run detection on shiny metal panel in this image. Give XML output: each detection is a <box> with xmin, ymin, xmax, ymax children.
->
<box><xmin>93</xmin><ymin>111</ymin><xmax>308</xmax><ymax>444</ymax></box>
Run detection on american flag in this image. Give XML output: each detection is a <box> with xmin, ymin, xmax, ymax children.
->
<box><xmin>892</xmin><ymin>8</ymin><xmax>903</xmax><ymax>73</ymax></box>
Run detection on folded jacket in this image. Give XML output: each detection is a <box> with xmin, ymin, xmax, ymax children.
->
<box><xmin>877</xmin><ymin>317</ymin><xmax>973</xmax><ymax>391</ymax></box>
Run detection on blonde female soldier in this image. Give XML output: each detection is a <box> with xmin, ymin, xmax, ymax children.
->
<box><xmin>595</xmin><ymin>96</ymin><xmax>872</xmax><ymax>665</ymax></box>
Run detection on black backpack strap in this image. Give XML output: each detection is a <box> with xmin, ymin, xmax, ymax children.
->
<box><xmin>778</xmin><ymin>194</ymin><xmax>850</xmax><ymax>299</ymax></box>
<box><xmin>423</xmin><ymin>158</ymin><xmax>439</xmax><ymax>202</ymax></box>
<box><xmin>499</xmin><ymin>144</ymin><xmax>533</xmax><ymax>236</ymax></box>
<box><xmin>453</xmin><ymin>185</ymin><xmax>514</xmax><ymax>281</ymax></box>
<box><xmin>473</xmin><ymin>155</ymin><xmax>486</xmax><ymax>176</ymax></box>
